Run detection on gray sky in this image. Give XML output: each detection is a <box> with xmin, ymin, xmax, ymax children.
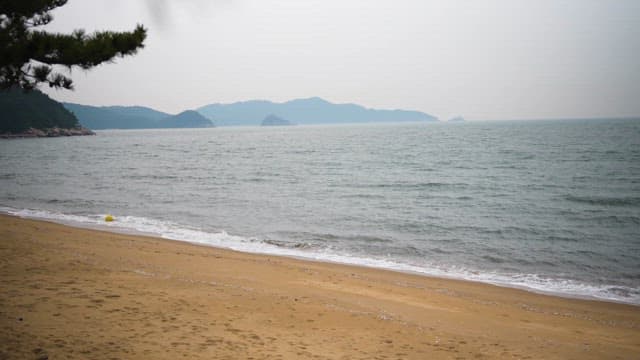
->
<box><xmin>41</xmin><ymin>0</ymin><xmax>640</xmax><ymax>120</ymax></box>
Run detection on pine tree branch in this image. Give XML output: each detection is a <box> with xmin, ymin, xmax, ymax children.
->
<box><xmin>28</xmin><ymin>24</ymin><xmax>147</xmax><ymax>68</ymax></box>
<box><xmin>0</xmin><ymin>0</ymin><xmax>146</xmax><ymax>90</ymax></box>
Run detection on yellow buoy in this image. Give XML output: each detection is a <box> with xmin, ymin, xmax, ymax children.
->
<box><xmin>104</xmin><ymin>214</ymin><xmax>114</xmax><ymax>222</ymax></box>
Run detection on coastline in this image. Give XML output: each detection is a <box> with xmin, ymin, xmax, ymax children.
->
<box><xmin>0</xmin><ymin>127</ymin><xmax>95</xmax><ymax>139</ymax></box>
<box><xmin>4</xmin><ymin>207</ymin><xmax>635</xmax><ymax>306</ymax></box>
<box><xmin>1</xmin><ymin>214</ymin><xmax>638</xmax><ymax>359</ymax></box>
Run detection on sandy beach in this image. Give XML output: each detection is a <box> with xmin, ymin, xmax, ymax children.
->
<box><xmin>0</xmin><ymin>214</ymin><xmax>638</xmax><ymax>359</ymax></box>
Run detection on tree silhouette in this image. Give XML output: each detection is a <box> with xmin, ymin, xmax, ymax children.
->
<box><xmin>0</xmin><ymin>0</ymin><xmax>146</xmax><ymax>90</ymax></box>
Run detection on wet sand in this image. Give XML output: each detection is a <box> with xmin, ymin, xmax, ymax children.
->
<box><xmin>1</xmin><ymin>214</ymin><xmax>638</xmax><ymax>359</ymax></box>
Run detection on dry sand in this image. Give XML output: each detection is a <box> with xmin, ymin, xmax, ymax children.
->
<box><xmin>1</xmin><ymin>214</ymin><xmax>638</xmax><ymax>359</ymax></box>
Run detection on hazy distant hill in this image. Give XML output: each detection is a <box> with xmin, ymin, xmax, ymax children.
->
<box><xmin>103</xmin><ymin>105</ymin><xmax>169</xmax><ymax>122</ymax></box>
<box><xmin>261</xmin><ymin>114</ymin><xmax>293</xmax><ymax>126</ymax></box>
<box><xmin>63</xmin><ymin>103</ymin><xmax>166</xmax><ymax>129</ymax></box>
<box><xmin>1</xmin><ymin>88</ymin><xmax>80</xmax><ymax>133</ymax></box>
<box><xmin>198</xmin><ymin>97</ymin><xmax>436</xmax><ymax>126</ymax></box>
<box><xmin>158</xmin><ymin>110</ymin><xmax>213</xmax><ymax>128</ymax></box>
<box><xmin>63</xmin><ymin>103</ymin><xmax>212</xmax><ymax>129</ymax></box>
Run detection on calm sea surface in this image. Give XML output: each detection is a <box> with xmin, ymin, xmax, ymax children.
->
<box><xmin>2</xmin><ymin>119</ymin><xmax>639</xmax><ymax>304</ymax></box>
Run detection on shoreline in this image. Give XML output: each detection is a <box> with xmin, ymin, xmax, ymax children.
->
<box><xmin>0</xmin><ymin>126</ymin><xmax>95</xmax><ymax>139</ymax></box>
<box><xmin>3</xmin><ymin>208</ymin><xmax>637</xmax><ymax>306</ymax></box>
<box><xmin>1</xmin><ymin>214</ymin><xmax>639</xmax><ymax>359</ymax></box>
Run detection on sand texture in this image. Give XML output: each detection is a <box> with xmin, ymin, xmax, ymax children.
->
<box><xmin>1</xmin><ymin>214</ymin><xmax>638</xmax><ymax>359</ymax></box>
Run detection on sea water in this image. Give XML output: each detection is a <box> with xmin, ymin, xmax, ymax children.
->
<box><xmin>1</xmin><ymin>119</ymin><xmax>639</xmax><ymax>304</ymax></box>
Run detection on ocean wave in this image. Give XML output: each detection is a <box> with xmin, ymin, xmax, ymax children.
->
<box><xmin>124</xmin><ymin>174</ymin><xmax>182</xmax><ymax>181</ymax></box>
<box><xmin>45</xmin><ymin>198</ymin><xmax>97</xmax><ymax>208</ymax></box>
<box><xmin>365</xmin><ymin>182</ymin><xmax>468</xmax><ymax>189</ymax></box>
<box><xmin>1</xmin><ymin>206</ymin><xmax>639</xmax><ymax>305</ymax></box>
<box><xmin>565</xmin><ymin>195</ymin><xmax>640</xmax><ymax>207</ymax></box>
<box><xmin>579</xmin><ymin>215</ymin><xmax>640</xmax><ymax>225</ymax></box>
<box><xmin>262</xmin><ymin>239</ymin><xmax>318</xmax><ymax>250</ymax></box>
<box><xmin>482</xmin><ymin>255</ymin><xmax>506</xmax><ymax>264</ymax></box>
<box><xmin>0</xmin><ymin>173</ymin><xmax>17</xmax><ymax>180</ymax></box>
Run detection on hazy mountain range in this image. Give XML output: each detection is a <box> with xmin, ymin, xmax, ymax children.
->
<box><xmin>64</xmin><ymin>97</ymin><xmax>436</xmax><ymax>129</ymax></box>
<box><xmin>63</xmin><ymin>103</ymin><xmax>213</xmax><ymax>129</ymax></box>
<box><xmin>198</xmin><ymin>97</ymin><xmax>436</xmax><ymax>126</ymax></box>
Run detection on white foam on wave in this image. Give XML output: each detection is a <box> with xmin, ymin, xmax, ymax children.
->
<box><xmin>2</xmin><ymin>207</ymin><xmax>108</xmax><ymax>226</ymax></box>
<box><xmin>2</xmin><ymin>206</ymin><xmax>638</xmax><ymax>305</ymax></box>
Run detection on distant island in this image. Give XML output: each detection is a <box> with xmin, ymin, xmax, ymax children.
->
<box><xmin>198</xmin><ymin>97</ymin><xmax>437</xmax><ymax>126</ymax></box>
<box><xmin>261</xmin><ymin>114</ymin><xmax>294</xmax><ymax>126</ymax></box>
<box><xmin>0</xmin><ymin>88</ymin><xmax>94</xmax><ymax>138</ymax></box>
<box><xmin>63</xmin><ymin>103</ymin><xmax>213</xmax><ymax>129</ymax></box>
<box><xmin>448</xmin><ymin>116</ymin><xmax>465</xmax><ymax>122</ymax></box>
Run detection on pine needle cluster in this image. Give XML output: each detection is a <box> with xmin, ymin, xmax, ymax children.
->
<box><xmin>0</xmin><ymin>0</ymin><xmax>146</xmax><ymax>90</ymax></box>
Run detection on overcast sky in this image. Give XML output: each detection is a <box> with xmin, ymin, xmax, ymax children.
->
<box><xmin>41</xmin><ymin>0</ymin><xmax>640</xmax><ymax>120</ymax></box>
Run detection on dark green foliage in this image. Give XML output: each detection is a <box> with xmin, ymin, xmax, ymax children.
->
<box><xmin>0</xmin><ymin>0</ymin><xmax>146</xmax><ymax>90</ymax></box>
<box><xmin>0</xmin><ymin>86</ymin><xmax>79</xmax><ymax>132</ymax></box>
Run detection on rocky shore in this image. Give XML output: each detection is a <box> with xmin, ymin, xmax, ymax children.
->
<box><xmin>0</xmin><ymin>127</ymin><xmax>95</xmax><ymax>139</ymax></box>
